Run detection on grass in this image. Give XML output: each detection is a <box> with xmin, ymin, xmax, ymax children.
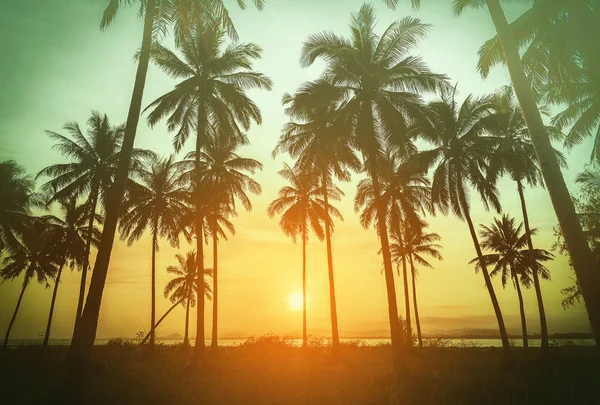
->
<box><xmin>0</xmin><ymin>337</ymin><xmax>598</xmax><ymax>405</ymax></box>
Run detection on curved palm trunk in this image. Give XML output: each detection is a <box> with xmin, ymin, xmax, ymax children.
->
<box><xmin>140</xmin><ymin>297</ymin><xmax>184</xmax><ymax>346</ymax></box>
<box><xmin>459</xmin><ymin>189</ymin><xmax>511</xmax><ymax>355</ymax></box>
<box><xmin>485</xmin><ymin>0</ymin><xmax>600</xmax><ymax>347</ymax></box>
<box><xmin>409</xmin><ymin>255</ymin><xmax>422</xmax><ymax>348</ymax></box>
<box><xmin>513</xmin><ymin>273</ymin><xmax>529</xmax><ymax>348</ymax></box>
<box><xmin>68</xmin><ymin>0</ymin><xmax>156</xmax><ymax>370</ymax></box>
<box><xmin>43</xmin><ymin>261</ymin><xmax>66</xmax><ymax>350</ymax></box>
<box><xmin>3</xmin><ymin>281</ymin><xmax>27</xmax><ymax>348</ymax></box>
<box><xmin>517</xmin><ymin>180</ymin><xmax>548</xmax><ymax>353</ymax></box>
<box><xmin>321</xmin><ymin>169</ymin><xmax>340</xmax><ymax>350</ymax></box>
<box><xmin>302</xmin><ymin>224</ymin><xmax>308</xmax><ymax>349</ymax></box>
<box><xmin>395</xmin><ymin>224</ymin><xmax>412</xmax><ymax>347</ymax></box>
<box><xmin>150</xmin><ymin>226</ymin><xmax>158</xmax><ymax>349</ymax></box>
<box><xmin>183</xmin><ymin>297</ymin><xmax>191</xmax><ymax>347</ymax></box>
<box><xmin>211</xmin><ymin>234</ymin><xmax>218</xmax><ymax>348</ymax></box>
<box><xmin>73</xmin><ymin>180</ymin><xmax>99</xmax><ymax>327</ymax></box>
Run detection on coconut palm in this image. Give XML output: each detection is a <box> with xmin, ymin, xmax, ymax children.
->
<box><xmin>70</xmin><ymin>0</ymin><xmax>266</xmax><ymax>365</ymax></box>
<box><xmin>1</xmin><ymin>219</ymin><xmax>60</xmax><ymax>348</ymax></box>
<box><xmin>40</xmin><ymin>196</ymin><xmax>102</xmax><ymax>350</ymax></box>
<box><xmin>119</xmin><ymin>155</ymin><xmax>190</xmax><ymax>349</ymax></box>
<box><xmin>37</xmin><ymin>111</ymin><xmax>127</xmax><ymax>326</ymax></box>
<box><xmin>486</xmin><ymin>85</ymin><xmax>565</xmax><ymax>353</ymax></box>
<box><xmin>0</xmin><ymin>161</ymin><xmax>36</xmax><ymax>254</ymax></box>
<box><xmin>164</xmin><ymin>251</ymin><xmax>213</xmax><ymax>347</ymax></box>
<box><xmin>300</xmin><ymin>4</ymin><xmax>447</xmax><ymax>357</ymax></box>
<box><xmin>274</xmin><ymin>79</ymin><xmax>361</xmax><ymax>349</ymax></box>
<box><xmin>355</xmin><ymin>150</ymin><xmax>432</xmax><ymax>346</ymax></box>
<box><xmin>145</xmin><ymin>24</ymin><xmax>271</xmax><ymax>357</ymax></box>
<box><xmin>268</xmin><ymin>163</ymin><xmax>342</xmax><ymax>348</ymax></box>
<box><xmin>471</xmin><ymin>215</ymin><xmax>553</xmax><ymax>348</ymax></box>
<box><xmin>390</xmin><ymin>220</ymin><xmax>442</xmax><ymax>348</ymax></box>
<box><xmin>415</xmin><ymin>87</ymin><xmax>512</xmax><ymax>354</ymax></box>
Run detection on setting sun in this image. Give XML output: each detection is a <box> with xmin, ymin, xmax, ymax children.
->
<box><xmin>288</xmin><ymin>292</ymin><xmax>304</xmax><ymax>311</ymax></box>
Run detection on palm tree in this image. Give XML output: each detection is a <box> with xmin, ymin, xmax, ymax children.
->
<box><xmin>274</xmin><ymin>79</ymin><xmax>361</xmax><ymax>350</ymax></box>
<box><xmin>184</xmin><ymin>134</ymin><xmax>262</xmax><ymax>348</ymax></box>
<box><xmin>486</xmin><ymin>85</ymin><xmax>564</xmax><ymax>353</ymax></box>
<box><xmin>40</xmin><ymin>196</ymin><xmax>102</xmax><ymax>350</ymax></box>
<box><xmin>37</xmin><ymin>112</ymin><xmax>126</xmax><ymax>326</ymax></box>
<box><xmin>300</xmin><ymin>4</ymin><xmax>447</xmax><ymax>358</ymax></box>
<box><xmin>145</xmin><ymin>24</ymin><xmax>271</xmax><ymax>357</ymax></box>
<box><xmin>415</xmin><ymin>87</ymin><xmax>512</xmax><ymax>354</ymax></box>
<box><xmin>268</xmin><ymin>163</ymin><xmax>342</xmax><ymax>348</ymax></box>
<box><xmin>471</xmin><ymin>215</ymin><xmax>553</xmax><ymax>348</ymax></box>
<box><xmin>119</xmin><ymin>155</ymin><xmax>190</xmax><ymax>349</ymax></box>
<box><xmin>0</xmin><ymin>161</ymin><xmax>35</xmax><ymax>254</ymax></box>
<box><xmin>438</xmin><ymin>0</ymin><xmax>600</xmax><ymax>346</ymax></box>
<box><xmin>164</xmin><ymin>251</ymin><xmax>212</xmax><ymax>347</ymax></box>
<box><xmin>390</xmin><ymin>220</ymin><xmax>442</xmax><ymax>348</ymax></box>
<box><xmin>69</xmin><ymin>0</ymin><xmax>266</xmax><ymax>366</ymax></box>
<box><xmin>1</xmin><ymin>219</ymin><xmax>60</xmax><ymax>348</ymax></box>
<box><xmin>355</xmin><ymin>150</ymin><xmax>432</xmax><ymax>347</ymax></box>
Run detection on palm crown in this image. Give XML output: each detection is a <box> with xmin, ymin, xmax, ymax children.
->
<box><xmin>0</xmin><ymin>161</ymin><xmax>36</xmax><ymax>253</ymax></box>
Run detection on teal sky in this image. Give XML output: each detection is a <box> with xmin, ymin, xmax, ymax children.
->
<box><xmin>0</xmin><ymin>0</ymin><xmax>592</xmax><ymax>341</ymax></box>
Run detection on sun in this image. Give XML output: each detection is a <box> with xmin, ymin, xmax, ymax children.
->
<box><xmin>288</xmin><ymin>292</ymin><xmax>304</xmax><ymax>311</ymax></box>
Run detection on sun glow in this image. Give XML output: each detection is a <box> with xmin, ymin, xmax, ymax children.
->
<box><xmin>288</xmin><ymin>292</ymin><xmax>304</xmax><ymax>311</ymax></box>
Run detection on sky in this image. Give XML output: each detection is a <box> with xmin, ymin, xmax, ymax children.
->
<box><xmin>0</xmin><ymin>0</ymin><xmax>593</xmax><ymax>341</ymax></box>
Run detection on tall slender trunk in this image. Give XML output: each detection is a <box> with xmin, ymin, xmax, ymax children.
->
<box><xmin>514</xmin><ymin>272</ymin><xmax>529</xmax><ymax>348</ymax></box>
<box><xmin>140</xmin><ymin>297</ymin><xmax>184</xmax><ymax>346</ymax></box>
<box><xmin>3</xmin><ymin>281</ymin><xmax>28</xmax><ymax>348</ymax></box>
<box><xmin>517</xmin><ymin>180</ymin><xmax>548</xmax><ymax>353</ymax></box>
<box><xmin>409</xmin><ymin>255</ymin><xmax>423</xmax><ymax>348</ymax></box>
<box><xmin>396</xmin><ymin>223</ymin><xmax>412</xmax><ymax>347</ymax></box>
<box><xmin>485</xmin><ymin>0</ymin><xmax>600</xmax><ymax>347</ymax></box>
<box><xmin>321</xmin><ymin>168</ymin><xmax>340</xmax><ymax>349</ymax></box>
<box><xmin>73</xmin><ymin>181</ymin><xmax>99</xmax><ymax>328</ymax></box>
<box><xmin>302</xmin><ymin>224</ymin><xmax>307</xmax><ymax>348</ymax></box>
<box><xmin>150</xmin><ymin>224</ymin><xmax>158</xmax><ymax>349</ymax></box>
<box><xmin>183</xmin><ymin>296</ymin><xmax>190</xmax><ymax>346</ymax></box>
<box><xmin>211</xmin><ymin>233</ymin><xmax>218</xmax><ymax>348</ymax></box>
<box><xmin>43</xmin><ymin>261</ymin><xmax>66</xmax><ymax>350</ymax></box>
<box><xmin>68</xmin><ymin>0</ymin><xmax>156</xmax><ymax>370</ymax></box>
<box><xmin>459</xmin><ymin>187</ymin><xmax>511</xmax><ymax>355</ymax></box>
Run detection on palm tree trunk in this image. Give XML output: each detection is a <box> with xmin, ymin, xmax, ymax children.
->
<box><xmin>485</xmin><ymin>0</ymin><xmax>600</xmax><ymax>347</ymax></box>
<box><xmin>73</xmin><ymin>180</ymin><xmax>99</xmax><ymax>327</ymax></box>
<box><xmin>43</xmin><ymin>260</ymin><xmax>66</xmax><ymax>350</ymax></box>
<box><xmin>211</xmin><ymin>234</ymin><xmax>218</xmax><ymax>348</ymax></box>
<box><xmin>150</xmin><ymin>226</ymin><xmax>158</xmax><ymax>349</ymax></box>
<box><xmin>3</xmin><ymin>281</ymin><xmax>28</xmax><ymax>348</ymax></box>
<box><xmin>139</xmin><ymin>297</ymin><xmax>184</xmax><ymax>346</ymax></box>
<box><xmin>459</xmin><ymin>188</ymin><xmax>511</xmax><ymax>355</ymax></box>
<box><xmin>514</xmin><ymin>273</ymin><xmax>529</xmax><ymax>348</ymax></box>
<box><xmin>395</xmin><ymin>222</ymin><xmax>412</xmax><ymax>347</ymax></box>
<box><xmin>68</xmin><ymin>0</ymin><xmax>156</xmax><ymax>370</ymax></box>
<box><xmin>517</xmin><ymin>180</ymin><xmax>548</xmax><ymax>353</ymax></box>
<box><xmin>409</xmin><ymin>255</ymin><xmax>423</xmax><ymax>348</ymax></box>
<box><xmin>195</xmin><ymin>223</ymin><xmax>205</xmax><ymax>356</ymax></box>
<box><xmin>302</xmin><ymin>224</ymin><xmax>308</xmax><ymax>349</ymax></box>
<box><xmin>321</xmin><ymin>168</ymin><xmax>340</xmax><ymax>350</ymax></box>
<box><xmin>184</xmin><ymin>297</ymin><xmax>190</xmax><ymax>347</ymax></box>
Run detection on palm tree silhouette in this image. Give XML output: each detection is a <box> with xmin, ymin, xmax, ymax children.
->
<box><xmin>355</xmin><ymin>151</ymin><xmax>432</xmax><ymax>346</ymax></box>
<box><xmin>274</xmin><ymin>79</ymin><xmax>360</xmax><ymax>350</ymax></box>
<box><xmin>268</xmin><ymin>163</ymin><xmax>342</xmax><ymax>348</ymax></box>
<box><xmin>1</xmin><ymin>219</ymin><xmax>60</xmax><ymax>348</ymax></box>
<box><xmin>487</xmin><ymin>85</ymin><xmax>564</xmax><ymax>354</ymax></box>
<box><xmin>0</xmin><ymin>161</ymin><xmax>36</xmax><ymax>253</ymax></box>
<box><xmin>300</xmin><ymin>4</ymin><xmax>447</xmax><ymax>358</ymax></box>
<box><xmin>390</xmin><ymin>220</ymin><xmax>442</xmax><ymax>348</ymax></box>
<box><xmin>40</xmin><ymin>196</ymin><xmax>102</xmax><ymax>350</ymax></box>
<box><xmin>471</xmin><ymin>215</ymin><xmax>553</xmax><ymax>348</ymax></box>
<box><xmin>70</xmin><ymin>0</ymin><xmax>266</xmax><ymax>365</ymax></box>
<box><xmin>164</xmin><ymin>251</ymin><xmax>212</xmax><ymax>347</ymax></box>
<box><xmin>415</xmin><ymin>87</ymin><xmax>512</xmax><ymax>354</ymax></box>
<box><xmin>119</xmin><ymin>155</ymin><xmax>190</xmax><ymax>349</ymax></box>
<box><xmin>37</xmin><ymin>112</ymin><xmax>130</xmax><ymax>326</ymax></box>
<box><xmin>145</xmin><ymin>24</ymin><xmax>271</xmax><ymax>357</ymax></box>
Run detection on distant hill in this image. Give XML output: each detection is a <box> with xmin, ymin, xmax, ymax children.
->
<box><xmin>162</xmin><ymin>333</ymin><xmax>184</xmax><ymax>340</ymax></box>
